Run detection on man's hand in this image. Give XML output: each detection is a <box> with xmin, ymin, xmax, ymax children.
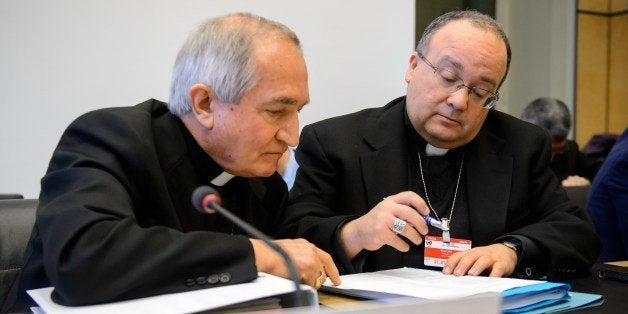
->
<box><xmin>339</xmin><ymin>191</ymin><xmax>430</xmax><ymax>259</ymax></box>
<box><xmin>442</xmin><ymin>243</ymin><xmax>517</xmax><ymax>277</ymax></box>
<box><xmin>251</xmin><ymin>238</ymin><xmax>341</xmax><ymax>289</ymax></box>
<box><xmin>562</xmin><ymin>175</ymin><xmax>590</xmax><ymax>187</ymax></box>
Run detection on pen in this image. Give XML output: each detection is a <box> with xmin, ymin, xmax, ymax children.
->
<box><xmin>423</xmin><ymin>215</ymin><xmax>449</xmax><ymax>231</ymax></box>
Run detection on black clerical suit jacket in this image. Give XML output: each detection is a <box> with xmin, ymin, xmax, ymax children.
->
<box><xmin>279</xmin><ymin>96</ymin><xmax>600</xmax><ymax>280</ymax></box>
<box><xmin>7</xmin><ymin>99</ymin><xmax>288</xmax><ymax>311</ymax></box>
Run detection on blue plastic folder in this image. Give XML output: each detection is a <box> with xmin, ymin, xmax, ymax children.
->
<box><xmin>502</xmin><ymin>282</ymin><xmax>570</xmax><ymax>313</ymax></box>
<box><xmin>522</xmin><ymin>291</ymin><xmax>603</xmax><ymax>314</ymax></box>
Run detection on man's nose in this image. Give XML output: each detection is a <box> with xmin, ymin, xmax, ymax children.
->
<box><xmin>448</xmin><ymin>87</ymin><xmax>471</xmax><ymax>110</ymax></box>
<box><xmin>277</xmin><ymin>114</ymin><xmax>299</xmax><ymax>147</ymax></box>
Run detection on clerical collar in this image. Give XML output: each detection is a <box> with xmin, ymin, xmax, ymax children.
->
<box><xmin>211</xmin><ymin>171</ymin><xmax>235</xmax><ymax>186</ymax></box>
<box><xmin>426</xmin><ymin>144</ymin><xmax>449</xmax><ymax>156</ymax></box>
<box><xmin>402</xmin><ymin>107</ymin><xmax>451</xmax><ymax>156</ymax></box>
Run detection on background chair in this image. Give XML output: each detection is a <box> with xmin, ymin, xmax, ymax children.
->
<box><xmin>0</xmin><ymin>198</ymin><xmax>37</xmax><ymax>310</ymax></box>
<box><xmin>0</xmin><ymin>194</ymin><xmax>24</xmax><ymax>200</ymax></box>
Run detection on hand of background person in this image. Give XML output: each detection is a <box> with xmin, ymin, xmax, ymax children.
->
<box><xmin>339</xmin><ymin>191</ymin><xmax>430</xmax><ymax>259</ymax></box>
<box><xmin>442</xmin><ymin>243</ymin><xmax>517</xmax><ymax>277</ymax></box>
<box><xmin>561</xmin><ymin>175</ymin><xmax>590</xmax><ymax>187</ymax></box>
<box><xmin>251</xmin><ymin>238</ymin><xmax>341</xmax><ymax>289</ymax></box>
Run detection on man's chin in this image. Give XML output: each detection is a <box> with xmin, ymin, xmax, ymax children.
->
<box><xmin>423</xmin><ymin>123</ymin><xmax>473</xmax><ymax>146</ymax></box>
<box><xmin>230</xmin><ymin>166</ymin><xmax>276</xmax><ymax>178</ymax></box>
<box><xmin>425</xmin><ymin>133</ymin><xmax>470</xmax><ymax>149</ymax></box>
<box><xmin>254</xmin><ymin>166</ymin><xmax>279</xmax><ymax>178</ymax></box>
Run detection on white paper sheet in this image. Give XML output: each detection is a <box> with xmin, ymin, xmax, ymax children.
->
<box><xmin>28</xmin><ymin>273</ymin><xmax>316</xmax><ymax>314</ymax></box>
<box><xmin>324</xmin><ymin>267</ymin><xmax>542</xmax><ymax>300</ymax></box>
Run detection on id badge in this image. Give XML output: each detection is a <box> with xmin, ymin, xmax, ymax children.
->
<box><xmin>424</xmin><ymin>235</ymin><xmax>472</xmax><ymax>268</ymax></box>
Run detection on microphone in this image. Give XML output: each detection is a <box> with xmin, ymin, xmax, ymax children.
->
<box><xmin>191</xmin><ymin>185</ymin><xmax>308</xmax><ymax>307</ymax></box>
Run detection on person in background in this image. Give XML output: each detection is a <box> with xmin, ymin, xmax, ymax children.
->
<box><xmin>587</xmin><ymin>128</ymin><xmax>628</xmax><ymax>262</ymax></box>
<box><xmin>5</xmin><ymin>13</ymin><xmax>340</xmax><ymax>312</ymax></box>
<box><xmin>278</xmin><ymin>146</ymin><xmax>299</xmax><ymax>190</ymax></box>
<box><xmin>279</xmin><ymin>10</ymin><xmax>600</xmax><ymax>280</ymax></box>
<box><xmin>520</xmin><ymin>97</ymin><xmax>601</xmax><ymax>186</ymax></box>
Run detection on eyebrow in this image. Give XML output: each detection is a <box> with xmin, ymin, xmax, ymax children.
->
<box><xmin>273</xmin><ymin>96</ymin><xmax>310</xmax><ymax>106</ymax></box>
<box><xmin>439</xmin><ymin>56</ymin><xmax>498</xmax><ymax>89</ymax></box>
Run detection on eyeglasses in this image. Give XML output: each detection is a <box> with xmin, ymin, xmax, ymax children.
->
<box><xmin>418</xmin><ymin>52</ymin><xmax>499</xmax><ymax>109</ymax></box>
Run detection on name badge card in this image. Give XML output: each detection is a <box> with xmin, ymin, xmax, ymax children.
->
<box><xmin>424</xmin><ymin>235</ymin><xmax>472</xmax><ymax>268</ymax></box>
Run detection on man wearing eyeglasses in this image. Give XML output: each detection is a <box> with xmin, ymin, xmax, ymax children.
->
<box><xmin>278</xmin><ymin>10</ymin><xmax>600</xmax><ymax>280</ymax></box>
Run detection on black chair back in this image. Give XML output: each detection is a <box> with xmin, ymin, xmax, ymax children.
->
<box><xmin>0</xmin><ymin>199</ymin><xmax>37</xmax><ymax>309</ymax></box>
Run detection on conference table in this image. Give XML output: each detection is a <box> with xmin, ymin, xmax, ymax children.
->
<box><xmin>318</xmin><ymin>264</ymin><xmax>627</xmax><ymax>313</ymax></box>
<box><xmin>566</xmin><ymin>263</ymin><xmax>627</xmax><ymax>313</ymax></box>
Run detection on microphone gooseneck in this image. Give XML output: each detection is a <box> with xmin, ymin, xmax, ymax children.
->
<box><xmin>191</xmin><ymin>185</ymin><xmax>305</xmax><ymax>307</ymax></box>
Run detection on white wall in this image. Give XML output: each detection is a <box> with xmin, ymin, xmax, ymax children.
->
<box><xmin>0</xmin><ymin>0</ymin><xmax>415</xmax><ymax>198</ymax></box>
<box><xmin>496</xmin><ymin>0</ymin><xmax>576</xmax><ymax>119</ymax></box>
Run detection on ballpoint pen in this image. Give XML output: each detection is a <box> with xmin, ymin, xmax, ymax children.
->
<box><xmin>423</xmin><ymin>215</ymin><xmax>449</xmax><ymax>231</ymax></box>
<box><xmin>423</xmin><ymin>215</ymin><xmax>451</xmax><ymax>243</ymax></box>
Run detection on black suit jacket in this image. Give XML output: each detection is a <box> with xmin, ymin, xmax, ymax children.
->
<box><xmin>279</xmin><ymin>96</ymin><xmax>600</xmax><ymax>279</ymax></box>
<box><xmin>7</xmin><ymin>99</ymin><xmax>288</xmax><ymax>311</ymax></box>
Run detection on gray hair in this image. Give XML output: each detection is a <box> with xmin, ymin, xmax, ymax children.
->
<box><xmin>416</xmin><ymin>10</ymin><xmax>512</xmax><ymax>88</ymax></box>
<box><xmin>168</xmin><ymin>12</ymin><xmax>301</xmax><ymax>116</ymax></box>
<box><xmin>520</xmin><ymin>97</ymin><xmax>571</xmax><ymax>142</ymax></box>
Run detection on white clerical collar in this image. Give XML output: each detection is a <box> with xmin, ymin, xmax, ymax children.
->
<box><xmin>426</xmin><ymin>144</ymin><xmax>449</xmax><ymax>156</ymax></box>
<box><xmin>210</xmin><ymin>171</ymin><xmax>235</xmax><ymax>186</ymax></box>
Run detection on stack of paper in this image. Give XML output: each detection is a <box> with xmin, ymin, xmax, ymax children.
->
<box><xmin>321</xmin><ymin>267</ymin><xmax>602</xmax><ymax>313</ymax></box>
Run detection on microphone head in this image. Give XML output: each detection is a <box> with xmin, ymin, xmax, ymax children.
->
<box><xmin>192</xmin><ymin>185</ymin><xmax>221</xmax><ymax>214</ymax></box>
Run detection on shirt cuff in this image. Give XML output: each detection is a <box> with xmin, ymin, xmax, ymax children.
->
<box><xmin>494</xmin><ymin>235</ymin><xmax>550</xmax><ymax>279</ymax></box>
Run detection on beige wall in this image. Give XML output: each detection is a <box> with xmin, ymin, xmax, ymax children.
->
<box><xmin>496</xmin><ymin>0</ymin><xmax>576</xmax><ymax>121</ymax></box>
<box><xmin>576</xmin><ymin>0</ymin><xmax>628</xmax><ymax>144</ymax></box>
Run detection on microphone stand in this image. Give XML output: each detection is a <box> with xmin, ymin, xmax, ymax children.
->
<box><xmin>202</xmin><ymin>198</ymin><xmax>307</xmax><ymax>307</ymax></box>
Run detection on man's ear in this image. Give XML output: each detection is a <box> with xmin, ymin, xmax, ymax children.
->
<box><xmin>405</xmin><ymin>52</ymin><xmax>419</xmax><ymax>83</ymax></box>
<box><xmin>189</xmin><ymin>83</ymin><xmax>214</xmax><ymax>129</ymax></box>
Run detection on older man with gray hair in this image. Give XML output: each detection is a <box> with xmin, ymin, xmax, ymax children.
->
<box><xmin>6</xmin><ymin>12</ymin><xmax>339</xmax><ymax>312</ymax></box>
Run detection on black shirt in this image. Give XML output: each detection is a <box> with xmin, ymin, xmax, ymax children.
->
<box><xmin>367</xmin><ymin>109</ymin><xmax>472</xmax><ymax>269</ymax></box>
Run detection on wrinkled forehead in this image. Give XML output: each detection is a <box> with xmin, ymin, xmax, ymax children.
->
<box><xmin>427</xmin><ymin>20</ymin><xmax>508</xmax><ymax>80</ymax></box>
<box><xmin>429</xmin><ymin>20</ymin><xmax>505</xmax><ymax>52</ymax></box>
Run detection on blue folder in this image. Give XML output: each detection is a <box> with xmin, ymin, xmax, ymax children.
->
<box><xmin>502</xmin><ymin>282</ymin><xmax>570</xmax><ymax>313</ymax></box>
